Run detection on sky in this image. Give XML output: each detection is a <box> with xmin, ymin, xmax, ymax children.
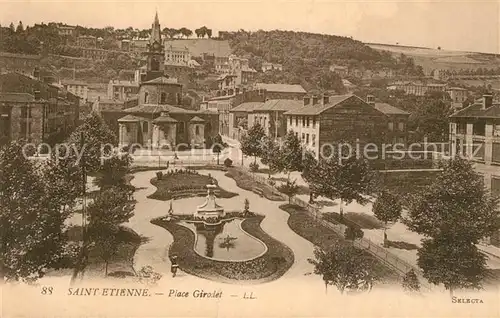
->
<box><xmin>1</xmin><ymin>0</ymin><xmax>499</xmax><ymax>54</ymax></box>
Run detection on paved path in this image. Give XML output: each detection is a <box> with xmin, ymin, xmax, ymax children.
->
<box><xmin>127</xmin><ymin>168</ymin><xmax>320</xmax><ymax>287</ymax></box>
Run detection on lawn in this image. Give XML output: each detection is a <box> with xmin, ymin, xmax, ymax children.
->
<box><xmin>323</xmin><ymin>212</ymin><xmax>384</xmax><ymax>230</ymax></box>
<box><xmin>148</xmin><ymin>170</ymin><xmax>238</xmax><ymax>200</ymax></box>
<box><xmin>151</xmin><ymin>215</ymin><xmax>294</xmax><ymax>283</ymax></box>
<box><xmin>280</xmin><ymin>204</ymin><xmax>399</xmax><ymax>285</ymax></box>
<box><xmin>65</xmin><ymin>225</ymin><xmax>143</xmax><ymax>278</ymax></box>
<box><xmin>225</xmin><ymin>168</ymin><xmax>284</xmax><ymax>201</ymax></box>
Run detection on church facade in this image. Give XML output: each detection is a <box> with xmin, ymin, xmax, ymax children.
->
<box><xmin>117</xmin><ymin>12</ymin><xmax>218</xmax><ymax>149</ymax></box>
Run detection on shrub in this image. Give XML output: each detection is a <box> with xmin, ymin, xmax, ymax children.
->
<box><xmin>224</xmin><ymin>158</ymin><xmax>233</xmax><ymax>167</ymax></box>
<box><xmin>249</xmin><ymin>162</ymin><xmax>259</xmax><ymax>172</ymax></box>
<box><xmin>156</xmin><ymin>171</ymin><xmax>163</xmax><ymax>180</ymax></box>
<box><xmin>268</xmin><ymin>179</ymin><xmax>276</xmax><ymax>187</ymax></box>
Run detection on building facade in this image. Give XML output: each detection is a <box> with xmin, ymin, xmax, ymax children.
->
<box><xmin>284</xmin><ymin>94</ymin><xmax>409</xmax><ymax>159</ymax></box>
<box><xmin>0</xmin><ymin>72</ymin><xmax>79</xmax><ymax>145</ymax></box>
<box><xmin>61</xmin><ymin>79</ymin><xmax>89</xmax><ymax>102</ymax></box>
<box><xmin>262</xmin><ymin>62</ymin><xmax>283</xmax><ymax>72</ymax></box>
<box><xmin>446</xmin><ymin>87</ymin><xmax>469</xmax><ymax>109</ymax></box>
<box><xmin>253</xmin><ymin>83</ymin><xmax>306</xmax><ymax>100</ymax></box>
<box><xmin>107</xmin><ymin>80</ymin><xmax>140</xmax><ymax>101</ymax></box>
<box><xmin>115</xmin><ymin>12</ymin><xmax>219</xmax><ymax>149</ymax></box>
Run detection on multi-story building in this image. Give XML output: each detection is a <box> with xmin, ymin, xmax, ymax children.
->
<box><xmin>0</xmin><ymin>72</ymin><xmax>79</xmax><ymax>145</ymax></box>
<box><xmin>61</xmin><ymin>79</ymin><xmax>89</xmax><ymax>102</ymax></box>
<box><xmin>446</xmin><ymin>87</ymin><xmax>469</xmax><ymax>109</ymax></box>
<box><xmin>230</xmin><ymin>99</ymin><xmax>303</xmax><ymax>140</ymax></box>
<box><xmin>107</xmin><ymin>79</ymin><xmax>140</xmax><ymax>101</ymax></box>
<box><xmin>262</xmin><ymin>62</ymin><xmax>283</xmax><ymax>72</ymax></box>
<box><xmin>283</xmin><ymin>94</ymin><xmax>409</xmax><ymax>158</ymax></box>
<box><xmin>215</xmin><ymin>56</ymin><xmax>230</xmax><ymax>73</ymax></box>
<box><xmin>0</xmin><ymin>52</ymin><xmax>41</xmax><ymax>75</ymax></box>
<box><xmin>449</xmin><ymin>94</ymin><xmax>500</xmax><ymax>245</ymax></box>
<box><xmin>228</xmin><ymin>55</ymin><xmax>257</xmax><ymax>85</ymax></box>
<box><xmin>165</xmin><ymin>43</ymin><xmax>191</xmax><ymax>65</ymax></box>
<box><xmin>329</xmin><ymin>65</ymin><xmax>349</xmax><ymax>77</ymax></box>
<box><xmin>254</xmin><ymin>83</ymin><xmax>306</xmax><ymax>100</ymax></box>
<box><xmin>77</xmin><ymin>35</ymin><xmax>97</xmax><ymax>48</ymax></box>
<box><xmin>388</xmin><ymin>81</ymin><xmax>447</xmax><ymax>96</ymax></box>
<box><xmin>57</xmin><ymin>25</ymin><xmax>76</xmax><ymax>37</ymax></box>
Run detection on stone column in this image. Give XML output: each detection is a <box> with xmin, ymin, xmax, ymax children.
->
<box><xmin>485</xmin><ymin>121</ymin><xmax>493</xmax><ymax>164</ymax></box>
<box><xmin>466</xmin><ymin>123</ymin><xmax>474</xmax><ymax>158</ymax></box>
<box><xmin>118</xmin><ymin>123</ymin><xmax>125</xmax><ymax>147</ymax></box>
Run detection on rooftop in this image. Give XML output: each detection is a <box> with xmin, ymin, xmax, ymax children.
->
<box><xmin>117</xmin><ymin>114</ymin><xmax>146</xmax><ymax>122</ymax></box>
<box><xmin>152</xmin><ymin>114</ymin><xmax>178</xmax><ymax>123</ymax></box>
<box><xmin>0</xmin><ymin>92</ymin><xmax>37</xmax><ymax>103</ymax></box>
<box><xmin>256</xmin><ymin>99</ymin><xmax>304</xmax><ymax>112</ymax></box>
<box><xmin>450</xmin><ymin>102</ymin><xmax>500</xmax><ymax>118</ymax></box>
<box><xmin>254</xmin><ymin>83</ymin><xmax>306</xmax><ymax>94</ymax></box>
<box><xmin>284</xmin><ymin>94</ymin><xmax>354</xmax><ymax>115</ymax></box>
<box><xmin>373</xmin><ymin>103</ymin><xmax>410</xmax><ymax>115</ymax></box>
<box><xmin>61</xmin><ymin>79</ymin><xmax>88</xmax><ymax>86</ymax></box>
<box><xmin>230</xmin><ymin>102</ymin><xmax>265</xmax><ymax>113</ymax></box>
<box><xmin>142</xmin><ymin>76</ymin><xmax>181</xmax><ymax>85</ymax></box>
<box><xmin>109</xmin><ymin>80</ymin><xmax>139</xmax><ymax>87</ymax></box>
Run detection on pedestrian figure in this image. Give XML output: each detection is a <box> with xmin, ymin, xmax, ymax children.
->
<box><xmin>171</xmin><ymin>255</ymin><xmax>179</xmax><ymax>277</ymax></box>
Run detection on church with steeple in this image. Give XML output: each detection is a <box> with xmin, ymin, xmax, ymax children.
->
<box><xmin>117</xmin><ymin>12</ymin><xmax>218</xmax><ymax>150</ymax></box>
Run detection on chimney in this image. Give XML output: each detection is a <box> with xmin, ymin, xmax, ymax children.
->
<box><xmin>33</xmin><ymin>68</ymin><xmax>40</xmax><ymax>80</ymax></box>
<box><xmin>34</xmin><ymin>90</ymin><xmax>41</xmax><ymax>100</ymax></box>
<box><xmin>303</xmin><ymin>96</ymin><xmax>311</xmax><ymax>106</ymax></box>
<box><xmin>312</xmin><ymin>95</ymin><xmax>319</xmax><ymax>105</ymax></box>
<box><xmin>366</xmin><ymin>94</ymin><xmax>375</xmax><ymax>105</ymax></box>
<box><xmin>482</xmin><ymin>94</ymin><xmax>493</xmax><ymax>109</ymax></box>
<box><xmin>322</xmin><ymin>94</ymin><xmax>329</xmax><ymax>105</ymax></box>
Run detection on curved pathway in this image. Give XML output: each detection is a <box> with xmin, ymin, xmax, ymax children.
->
<box><xmin>127</xmin><ymin>168</ymin><xmax>320</xmax><ymax>287</ymax></box>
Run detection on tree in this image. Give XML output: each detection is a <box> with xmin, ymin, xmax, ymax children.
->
<box><xmin>276</xmin><ymin>130</ymin><xmax>304</xmax><ymax>180</ymax></box>
<box><xmin>311</xmin><ymin>154</ymin><xmax>371</xmax><ymax>217</ymax></box>
<box><xmin>210</xmin><ymin>134</ymin><xmax>226</xmax><ymax>165</ymax></box>
<box><xmin>16</xmin><ymin>21</ymin><xmax>24</xmax><ymax>33</ymax></box>
<box><xmin>344</xmin><ymin>225</ymin><xmax>364</xmax><ymax>243</ymax></box>
<box><xmin>260</xmin><ymin>136</ymin><xmax>280</xmax><ymax>177</ymax></box>
<box><xmin>178</xmin><ymin>27</ymin><xmax>192</xmax><ymax>38</ymax></box>
<box><xmin>301</xmin><ymin>150</ymin><xmax>322</xmax><ymax>203</ymax></box>
<box><xmin>0</xmin><ymin>141</ymin><xmax>73</xmax><ymax>282</ymax></box>
<box><xmin>94</xmin><ymin>152</ymin><xmax>132</xmax><ymax>190</ymax></box>
<box><xmin>405</xmin><ymin>158</ymin><xmax>500</xmax><ymax>295</ymax></box>
<box><xmin>240</xmin><ymin>123</ymin><xmax>266</xmax><ymax>164</ymax></box>
<box><xmin>9</xmin><ymin>22</ymin><xmax>14</xmax><ymax>32</ymax></box>
<box><xmin>277</xmin><ymin>179</ymin><xmax>300</xmax><ymax>204</ymax></box>
<box><xmin>308</xmin><ymin>245</ymin><xmax>376</xmax><ymax>294</ymax></box>
<box><xmin>87</xmin><ymin>187</ymin><xmax>135</xmax><ymax>226</ymax></box>
<box><xmin>409</xmin><ymin>93</ymin><xmax>453</xmax><ymax>142</ymax></box>
<box><xmin>402</xmin><ymin>269</ymin><xmax>421</xmax><ymax>293</ymax></box>
<box><xmin>206</xmin><ymin>29</ymin><xmax>212</xmax><ymax>38</ymax></box>
<box><xmin>65</xmin><ymin>112</ymin><xmax>117</xmax><ymax>173</ymax></box>
<box><xmin>373</xmin><ymin>190</ymin><xmax>402</xmax><ymax>245</ymax></box>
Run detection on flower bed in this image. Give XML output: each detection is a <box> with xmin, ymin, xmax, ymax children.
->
<box><xmin>148</xmin><ymin>169</ymin><xmax>238</xmax><ymax>201</ymax></box>
<box><xmin>151</xmin><ymin>215</ymin><xmax>294</xmax><ymax>283</ymax></box>
<box><xmin>224</xmin><ymin>168</ymin><xmax>284</xmax><ymax>201</ymax></box>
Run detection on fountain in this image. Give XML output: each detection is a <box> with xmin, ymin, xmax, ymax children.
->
<box><xmin>194</xmin><ymin>184</ymin><xmax>225</xmax><ymax>219</ymax></box>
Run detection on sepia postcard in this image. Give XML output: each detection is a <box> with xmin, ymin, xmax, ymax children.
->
<box><xmin>1</xmin><ymin>0</ymin><xmax>500</xmax><ymax>317</ymax></box>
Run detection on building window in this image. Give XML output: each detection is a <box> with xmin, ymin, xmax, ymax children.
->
<box><xmin>295</xmin><ymin>132</ymin><xmax>298</xmax><ymax>138</ymax></box>
<box><xmin>306</xmin><ymin>117</ymin><xmax>310</xmax><ymax>127</ymax></box>
<box><xmin>143</xmin><ymin>121</ymin><xmax>148</xmax><ymax>133</ymax></box>
<box><xmin>144</xmin><ymin>92</ymin><xmax>149</xmax><ymax>104</ymax></box>
<box><xmin>306</xmin><ymin>133</ymin><xmax>309</xmax><ymax>144</ymax></box>
<box><xmin>302</xmin><ymin>116</ymin><xmax>305</xmax><ymax>126</ymax></box>
<box><xmin>21</xmin><ymin>106</ymin><xmax>32</xmax><ymax>119</ymax></box>
<box><xmin>457</xmin><ymin>121</ymin><xmax>467</xmax><ymax>134</ymax></box>
<box><xmin>178</xmin><ymin>122</ymin><xmax>185</xmax><ymax>134</ymax></box>
<box><xmin>388</xmin><ymin>122</ymin><xmax>394</xmax><ymax>131</ymax></box>
<box><xmin>289</xmin><ymin>116</ymin><xmax>292</xmax><ymax>126</ymax></box>
<box><xmin>295</xmin><ymin>117</ymin><xmax>298</xmax><ymax>126</ymax></box>
<box><xmin>312</xmin><ymin>117</ymin><xmax>316</xmax><ymax>128</ymax></box>
<box><xmin>302</xmin><ymin>133</ymin><xmax>305</xmax><ymax>141</ymax></box>
<box><xmin>473</xmin><ymin>120</ymin><xmax>486</xmax><ymax>136</ymax></box>
<box><xmin>312</xmin><ymin>134</ymin><xmax>316</xmax><ymax>147</ymax></box>
<box><xmin>160</xmin><ymin>93</ymin><xmax>167</xmax><ymax>104</ymax></box>
<box><xmin>195</xmin><ymin>125</ymin><xmax>200</xmax><ymax>136</ymax></box>
<box><xmin>398</xmin><ymin>122</ymin><xmax>404</xmax><ymax>131</ymax></box>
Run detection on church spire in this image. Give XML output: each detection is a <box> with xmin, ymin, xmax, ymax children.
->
<box><xmin>150</xmin><ymin>10</ymin><xmax>161</xmax><ymax>45</ymax></box>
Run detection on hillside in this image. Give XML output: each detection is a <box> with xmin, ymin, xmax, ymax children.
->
<box><xmin>367</xmin><ymin>43</ymin><xmax>500</xmax><ymax>75</ymax></box>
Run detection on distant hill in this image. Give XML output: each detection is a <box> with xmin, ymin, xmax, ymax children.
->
<box><xmin>366</xmin><ymin>43</ymin><xmax>500</xmax><ymax>74</ymax></box>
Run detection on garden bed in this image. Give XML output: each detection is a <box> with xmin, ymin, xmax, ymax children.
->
<box><xmin>225</xmin><ymin>168</ymin><xmax>284</xmax><ymax>201</ymax></box>
<box><xmin>148</xmin><ymin>170</ymin><xmax>238</xmax><ymax>201</ymax></box>
<box><xmin>151</xmin><ymin>215</ymin><xmax>294</xmax><ymax>283</ymax></box>
<box><xmin>280</xmin><ymin>204</ymin><xmax>399</xmax><ymax>284</ymax></box>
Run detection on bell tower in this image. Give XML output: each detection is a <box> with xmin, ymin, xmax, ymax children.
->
<box><xmin>144</xmin><ymin>11</ymin><xmax>165</xmax><ymax>81</ymax></box>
